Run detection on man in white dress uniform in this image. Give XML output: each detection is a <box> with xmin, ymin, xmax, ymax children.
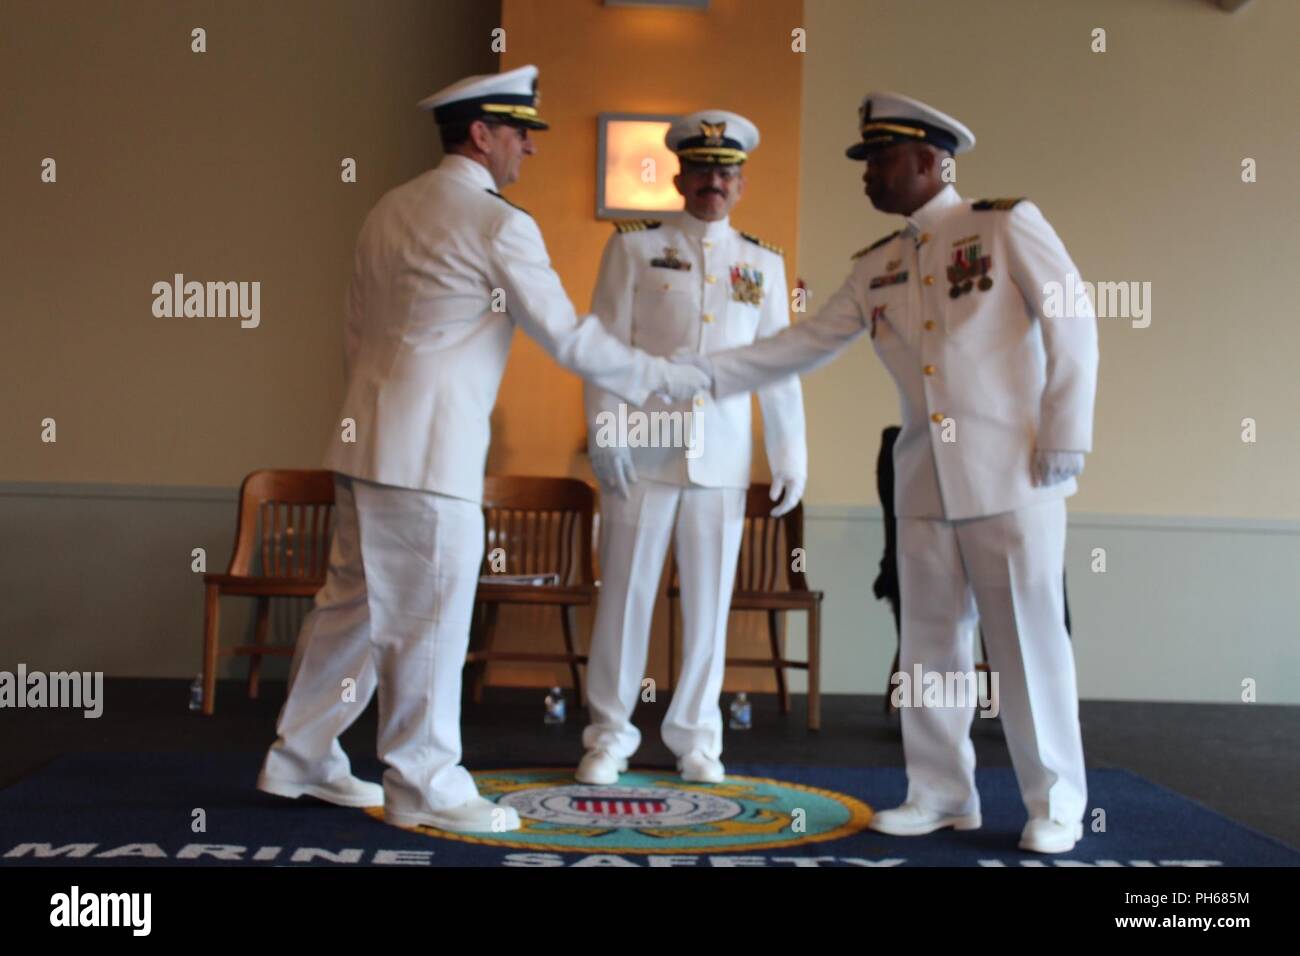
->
<box><xmin>256</xmin><ymin>66</ymin><xmax>710</xmax><ymax>832</ymax></box>
<box><xmin>577</xmin><ymin>111</ymin><xmax>807</xmax><ymax>786</ymax></box>
<box><xmin>676</xmin><ymin>93</ymin><xmax>1098</xmax><ymax>853</ymax></box>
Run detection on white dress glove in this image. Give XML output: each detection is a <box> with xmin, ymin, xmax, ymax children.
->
<box><xmin>769</xmin><ymin>473</ymin><xmax>806</xmax><ymax>518</ymax></box>
<box><xmin>653</xmin><ymin>355</ymin><xmax>711</xmax><ymax>403</ymax></box>
<box><xmin>1032</xmin><ymin>449</ymin><xmax>1086</xmax><ymax>487</ymax></box>
<box><xmin>664</xmin><ymin>350</ymin><xmax>715</xmax><ymax>397</ymax></box>
<box><xmin>589</xmin><ymin>439</ymin><xmax>639</xmax><ymax>499</ymax></box>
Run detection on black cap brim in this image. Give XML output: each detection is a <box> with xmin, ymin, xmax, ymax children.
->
<box><xmin>502</xmin><ymin>116</ymin><xmax>548</xmax><ymax>131</ymax></box>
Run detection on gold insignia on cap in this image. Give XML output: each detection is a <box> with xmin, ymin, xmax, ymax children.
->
<box><xmin>860</xmin><ymin>121</ymin><xmax>927</xmax><ymax>138</ymax></box>
<box><xmin>482</xmin><ymin>104</ymin><xmax>541</xmax><ymax>119</ymax></box>
<box><xmin>700</xmin><ymin>120</ymin><xmax>727</xmax><ymax>146</ymax></box>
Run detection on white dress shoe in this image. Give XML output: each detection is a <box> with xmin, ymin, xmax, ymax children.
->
<box><xmin>257</xmin><ymin>772</ymin><xmax>384</xmax><ymax>808</ymax></box>
<box><xmin>575</xmin><ymin>749</ymin><xmax>628</xmax><ymax>785</ymax></box>
<box><xmin>1019</xmin><ymin>818</ymin><xmax>1084</xmax><ymax>854</ymax></box>
<box><xmin>678</xmin><ymin>752</ymin><xmax>725</xmax><ymax>784</ymax></box>
<box><xmin>868</xmin><ymin>802</ymin><xmax>982</xmax><ymax>836</ymax></box>
<box><xmin>385</xmin><ymin>796</ymin><xmax>522</xmax><ymax>833</ymax></box>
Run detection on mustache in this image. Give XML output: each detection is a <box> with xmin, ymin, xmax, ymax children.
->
<box><xmin>696</xmin><ymin>187</ymin><xmax>725</xmax><ymax>197</ymax></box>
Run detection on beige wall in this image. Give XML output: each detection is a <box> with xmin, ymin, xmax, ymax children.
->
<box><xmin>798</xmin><ymin>0</ymin><xmax>1300</xmax><ymax>518</ymax></box>
<box><xmin>0</xmin><ymin>0</ymin><xmax>500</xmax><ymax>486</ymax></box>
<box><xmin>11</xmin><ymin>0</ymin><xmax>1293</xmax><ymax>514</ymax></box>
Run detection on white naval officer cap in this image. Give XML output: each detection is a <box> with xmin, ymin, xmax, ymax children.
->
<box><xmin>417</xmin><ymin>64</ymin><xmax>549</xmax><ymax>130</ymax></box>
<box><xmin>666</xmin><ymin>110</ymin><xmax>760</xmax><ymax>166</ymax></box>
<box><xmin>846</xmin><ymin>91</ymin><xmax>975</xmax><ymax>160</ymax></box>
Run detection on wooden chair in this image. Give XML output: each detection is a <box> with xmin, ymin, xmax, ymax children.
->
<box><xmin>466</xmin><ymin>476</ymin><xmax>597</xmax><ymax>704</ymax></box>
<box><xmin>200</xmin><ymin>469</ymin><xmax>334</xmax><ymax>715</ymax></box>
<box><xmin>666</xmin><ymin>484</ymin><xmax>823</xmax><ymax>730</ymax></box>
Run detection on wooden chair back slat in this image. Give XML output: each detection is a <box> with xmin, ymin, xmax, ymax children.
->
<box><xmin>227</xmin><ymin>469</ymin><xmax>336</xmax><ymax>579</ymax></box>
<box><xmin>479</xmin><ymin>476</ymin><xmax>596</xmax><ymax>586</ymax></box>
<box><xmin>560</xmin><ymin>510</ymin><xmax>575</xmax><ymax>583</ymax></box>
<box><xmin>669</xmin><ymin>483</ymin><xmax>808</xmax><ymax>594</ymax></box>
<box><xmin>308</xmin><ymin>502</ymin><xmax>331</xmax><ymax>578</ymax></box>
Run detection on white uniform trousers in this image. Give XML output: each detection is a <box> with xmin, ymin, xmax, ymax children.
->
<box><xmin>898</xmin><ymin>497</ymin><xmax>1087</xmax><ymax>823</ymax></box>
<box><xmin>582</xmin><ymin>479</ymin><xmax>746</xmax><ymax>761</ymax></box>
<box><xmin>260</xmin><ymin>474</ymin><xmax>485</xmax><ymax>813</ymax></box>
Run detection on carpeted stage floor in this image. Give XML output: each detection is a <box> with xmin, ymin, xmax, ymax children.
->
<box><xmin>1</xmin><ymin>680</ymin><xmax>1296</xmax><ymax>865</ymax></box>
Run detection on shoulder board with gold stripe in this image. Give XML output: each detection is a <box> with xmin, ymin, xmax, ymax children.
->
<box><xmin>740</xmin><ymin>231</ymin><xmax>784</xmax><ymax>256</ymax></box>
<box><xmin>852</xmin><ymin>229</ymin><xmax>901</xmax><ymax>260</ymax></box>
<box><xmin>972</xmin><ymin>197</ymin><xmax>1026</xmax><ymax>211</ymax></box>
<box><xmin>614</xmin><ymin>219</ymin><xmax>662</xmax><ymax>234</ymax></box>
<box><xmin>486</xmin><ymin>189</ymin><xmax>531</xmax><ymax>217</ymax></box>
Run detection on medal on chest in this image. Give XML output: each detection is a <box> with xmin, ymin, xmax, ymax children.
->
<box><xmin>947</xmin><ymin>236</ymin><xmax>993</xmax><ymax>298</ymax></box>
<box><xmin>730</xmin><ymin>264</ymin><xmax>764</xmax><ymax>305</ymax></box>
<box><xmin>870</xmin><ymin>304</ymin><xmax>887</xmax><ymax>339</ymax></box>
<box><xmin>870</xmin><ymin>268</ymin><xmax>909</xmax><ymax>289</ymax></box>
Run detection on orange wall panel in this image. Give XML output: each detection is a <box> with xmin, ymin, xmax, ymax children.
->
<box><xmin>493</xmin><ymin>0</ymin><xmax>805</xmax><ymax>480</ymax></box>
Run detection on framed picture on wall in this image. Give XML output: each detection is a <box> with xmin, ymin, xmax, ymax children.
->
<box><xmin>596</xmin><ymin>112</ymin><xmax>685</xmax><ymax>220</ymax></box>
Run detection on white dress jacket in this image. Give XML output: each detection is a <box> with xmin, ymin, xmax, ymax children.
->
<box><xmin>708</xmin><ymin>186</ymin><xmax>1099</xmax><ymax>520</ymax></box>
<box><xmin>324</xmin><ymin>155</ymin><xmax>673</xmax><ymax>503</ymax></box>
<box><xmin>584</xmin><ymin>213</ymin><xmax>807</xmax><ymax>488</ymax></box>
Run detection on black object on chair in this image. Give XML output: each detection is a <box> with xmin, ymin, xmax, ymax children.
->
<box><xmin>872</xmin><ymin>427</ymin><xmax>903</xmax><ymax>648</ymax></box>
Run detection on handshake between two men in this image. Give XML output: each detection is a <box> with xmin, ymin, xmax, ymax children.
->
<box><xmin>261</xmin><ymin>65</ymin><xmax>1097</xmax><ymax>856</ymax></box>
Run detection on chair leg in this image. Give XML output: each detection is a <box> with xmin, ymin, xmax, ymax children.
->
<box><xmin>202</xmin><ymin>584</ymin><xmax>221</xmax><ymax>716</ymax></box>
<box><xmin>666</xmin><ymin>594</ymin><xmax>677</xmax><ymax>696</ymax></box>
<box><xmin>807</xmin><ymin>602</ymin><xmax>821</xmax><ymax>731</ymax></box>
<box><xmin>559</xmin><ymin>604</ymin><xmax>583</xmax><ymax>706</ymax></box>
<box><xmin>466</xmin><ymin>600</ymin><xmax>483</xmax><ymax>681</ymax></box>
<box><xmin>247</xmin><ymin>597</ymin><xmax>270</xmax><ymax>699</ymax></box>
<box><xmin>768</xmin><ymin>610</ymin><xmax>790</xmax><ymax>715</ymax></box>
<box><xmin>471</xmin><ymin>603</ymin><xmax>500</xmax><ymax>704</ymax></box>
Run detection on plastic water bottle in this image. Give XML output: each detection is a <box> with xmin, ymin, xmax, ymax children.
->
<box><xmin>188</xmin><ymin>675</ymin><xmax>203</xmax><ymax>712</ymax></box>
<box><xmin>729</xmin><ymin>692</ymin><xmax>752</xmax><ymax>730</ymax></box>
<box><xmin>544</xmin><ymin>686</ymin><xmax>566</xmax><ymax>724</ymax></box>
